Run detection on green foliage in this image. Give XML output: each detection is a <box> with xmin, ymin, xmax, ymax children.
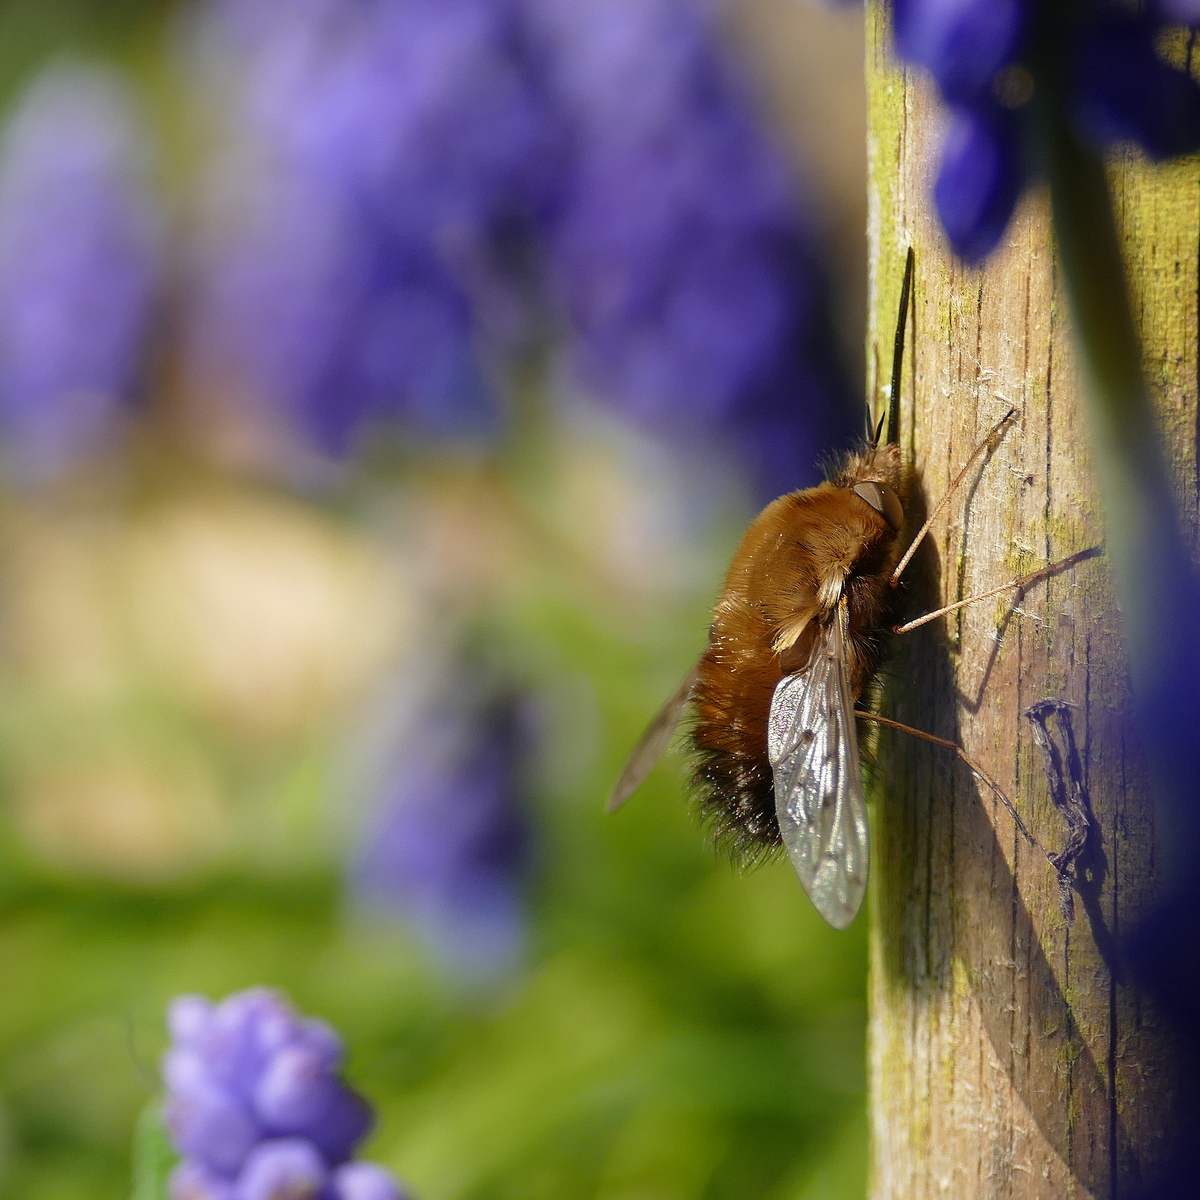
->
<box><xmin>0</xmin><ymin>526</ymin><xmax>869</xmax><ymax>1198</ymax></box>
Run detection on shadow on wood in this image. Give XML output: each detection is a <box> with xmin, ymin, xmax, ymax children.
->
<box><xmin>870</xmin><ymin>461</ymin><xmax>1175</xmax><ymax>1198</ymax></box>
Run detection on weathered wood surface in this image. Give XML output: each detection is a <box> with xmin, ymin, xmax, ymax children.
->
<box><xmin>865</xmin><ymin>7</ymin><xmax>1192</xmax><ymax>1196</ymax></box>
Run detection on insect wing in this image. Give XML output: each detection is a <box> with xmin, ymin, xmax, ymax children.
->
<box><xmin>606</xmin><ymin>664</ymin><xmax>700</xmax><ymax>813</ymax></box>
<box><xmin>768</xmin><ymin>613</ymin><xmax>869</xmax><ymax>929</ymax></box>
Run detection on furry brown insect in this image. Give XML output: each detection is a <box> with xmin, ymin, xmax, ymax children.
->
<box><xmin>608</xmin><ymin>404</ymin><xmax>1028</xmax><ymax>928</ymax></box>
<box><xmin>689</xmin><ymin>443</ymin><xmax>904</xmax><ymax>858</ymax></box>
<box><xmin>608</xmin><ymin>250</ymin><xmax>1086</xmax><ymax>928</ymax></box>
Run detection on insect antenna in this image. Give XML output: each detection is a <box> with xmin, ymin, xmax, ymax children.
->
<box><xmin>876</xmin><ymin>245</ymin><xmax>915</xmax><ymax>448</ymax></box>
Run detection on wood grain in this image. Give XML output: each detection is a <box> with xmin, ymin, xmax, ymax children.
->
<box><xmin>865</xmin><ymin>7</ymin><xmax>1189</xmax><ymax>1196</ymax></box>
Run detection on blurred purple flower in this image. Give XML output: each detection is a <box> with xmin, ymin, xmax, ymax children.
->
<box><xmin>1154</xmin><ymin>0</ymin><xmax>1200</xmax><ymax>22</ymax></box>
<box><xmin>353</xmin><ymin>687</ymin><xmax>530</xmax><ymax>979</ymax></box>
<box><xmin>893</xmin><ymin>0</ymin><xmax>1025</xmax><ymax>103</ymax></box>
<box><xmin>1072</xmin><ymin>14</ymin><xmax>1200</xmax><ymax>161</ymax></box>
<box><xmin>189</xmin><ymin>0</ymin><xmax>550</xmax><ymax>457</ymax></box>
<box><xmin>163</xmin><ymin>988</ymin><xmax>408</xmax><ymax>1200</ymax></box>
<box><xmin>890</xmin><ymin>0</ymin><xmax>1200</xmax><ymax>261</ymax></box>
<box><xmin>527</xmin><ymin>0</ymin><xmax>851</xmax><ymax>498</ymax></box>
<box><xmin>932</xmin><ymin>104</ymin><xmax>1024</xmax><ymax>264</ymax></box>
<box><xmin>0</xmin><ymin>62</ymin><xmax>160</xmax><ymax>484</ymax></box>
<box><xmin>190</xmin><ymin>0</ymin><xmax>852</xmax><ymax>492</ymax></box>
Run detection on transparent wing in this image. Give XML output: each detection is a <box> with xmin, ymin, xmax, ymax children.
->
<box><xmin>768</xmin><ymin>606</ymin><xmax>869</xmax><ymax>929</ymax></box>
<box><xmin>606</xmin><ymin>664</ymin><xmax>700</xmax><ymax>813</ymax></box>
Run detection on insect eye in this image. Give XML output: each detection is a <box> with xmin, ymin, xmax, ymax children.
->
<box><xmin>851</xmin><ymin>481</ymin><xmax>904</xmax><ymax>532</ymax></box>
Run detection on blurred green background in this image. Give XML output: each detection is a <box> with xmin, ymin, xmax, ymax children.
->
<box><xmin>0</xmin><ymin>2</ymin><xmax>871</xmax><ymax>1198</ymax></box>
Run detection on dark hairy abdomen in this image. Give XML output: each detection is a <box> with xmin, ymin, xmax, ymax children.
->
<box><xmin>690</xmin><ymin>621</ymin><xmax>782</xmax><ymax>855</ymax></box>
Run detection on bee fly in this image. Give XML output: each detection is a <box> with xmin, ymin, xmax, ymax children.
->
<box><xmin>608</xmin><ymin>249</ymin><xmax>1096</xmax><ymax>929</ymax></box>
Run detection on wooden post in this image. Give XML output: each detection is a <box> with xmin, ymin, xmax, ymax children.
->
<box><xmin>865</xmin><ymin>6</ymin><xmax>1192</xmax><ymax>1196</ymax></box>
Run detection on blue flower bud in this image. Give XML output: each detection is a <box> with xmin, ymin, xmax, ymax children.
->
<box><xmin>893</xmin><ymin>0</ymin><xmax>1026</xmax><ymax>102</ymax></box>
<box><xmin>253</xmin><ymin>1046</ymin><xmax>336</xmax><ymax>1129</ymax></box>
<box><xmin>333</xmin><ymin>1162</ymin><xmax>410</xmax><ymax>1200</ymax></box>
<box><xmin>233</xmin><ymin>1138</ymin><xmax>327</xmax><ymax>1200</ymax></box>
<box><xmin>165</xmin><ymin>1085</ymin><xmax>260</xmax><ymax>1178</ymax></box>
<box><xmin>196</xmin><ymin>988</ymin><xmax>289</xmax><ymax>1096</ymax></box>
<box><xmin>170</xmin><ymin>995</ymin><xmax>216</xmax><ymax>1044</ymax></box>
<box><xmin>292</xmin><ymin>1084</ymin><xmax>374</xmax><ymax>1167</ymax></box>
<box><xmin>292</xmin><ymin>1019</ymin><xmax>343</xmax><ymax>1072</ymax></box>
<box><xmin>933</xmin><ymin>103</ymin><xmax>1024</xmax><ymax>263</ymax></box>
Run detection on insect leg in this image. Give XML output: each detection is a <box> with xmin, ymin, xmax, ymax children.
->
<box><xmin>890</xmin><ymin>407</ymin><xmax>1018</xmax><ymax>585</ymax></box>
<box><xmin>891</xmin><ymin>546</ymin><xmax>1101</xmax><ymax>635</ymax></box>
<box><xmin>854</xmin><ymin>709</ymin><xmax>1034</xmax><ymax>845</ymax></box>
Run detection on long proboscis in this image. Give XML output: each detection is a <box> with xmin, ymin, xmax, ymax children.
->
<box><xmin>876</xmin><ymin>246</ymin><xmax>915</xmax><ymax>449</ymax></box>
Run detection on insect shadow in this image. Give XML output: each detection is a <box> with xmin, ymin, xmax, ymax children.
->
<box><xmin>1025</xmin><ymin>697</ymin><xmax>1115</xmax><ymax>962</ymax></box>
<box><xmin>872</xmin><ymin>464</ymin><xmax>1133</xmax><ymax>1196</ymax></box>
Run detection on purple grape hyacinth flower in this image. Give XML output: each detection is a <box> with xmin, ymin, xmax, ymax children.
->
<box><xmin>527</xmin><ymin>0</ymin><xmax>852</xmax><ymax>499</ymax></box>
<box><xmin>163</xmin><ymin>988</ymin><xmax>409</xmax><ymax>1200</ymax></box>
<box><xmin>191</xmin><ymin>0</ymin><xmax>853</xmax><ymax>493</ymax></box>
<box><xmin>353</xmin><ymin>686</ymin><xmax>530</xmax><ymax>979</ymax></box>
<box><xmin>189</xmin><ymin>0</ymin><xmax>550</xmax><ymax>457</ymax></box>
<box><xmin>891</xmin><ymin>0</ymin><xmax>1200</xmax><ymax>261</ymax></box>
<box><xmin>0</xmin><ymin>62</ymin><xmax>160</xmax><ymax>484</ymax></box>
<box><xmin>187</xmin><ymin>0</ymin><xmax>854</xmax><ymax>492</ymax></box>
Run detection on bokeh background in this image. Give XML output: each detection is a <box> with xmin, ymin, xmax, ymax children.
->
<box><xmin>0</xmin><ymin>1</ymin><xmax>872</xmax><ymax>1197</ymax></box>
